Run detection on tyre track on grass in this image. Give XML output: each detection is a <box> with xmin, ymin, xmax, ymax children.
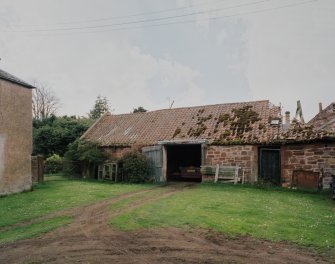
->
<box><xmin>0</xmin><ymin>187</ymin><xmax>155</xmax><ymax>232</ymax></box>
<box><xmin>69</xmin><ymin>183</ymin><xmax>186</xmax><ymax>238</ymax></box>
<box><xmin>0</xmin><ymin>184</ymin><xmax>192</xmax><ymax>264</ymax></box>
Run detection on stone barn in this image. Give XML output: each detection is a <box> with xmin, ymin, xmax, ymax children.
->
<box><xmin>278</xmin><ymin>119</ymin><xmax>335</xmax><ymax>189</ymax></box>
<box><xmin>278</xmin><ymin>102</ymin><xmax>335</xmax><ymax>189</ymax></box>
<box><xmin>82</xmin><ymin>100</ymin><xmax>288</xmax><ymax>184</ymax></box>
<box><xmin>0</xmin><ymin>69</ymin><xmax>34</xmax><ymax>195</ymax></box>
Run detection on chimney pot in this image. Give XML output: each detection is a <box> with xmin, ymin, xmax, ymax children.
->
<box><xmin>319</xmin><ymin>102</ymin><xmax>323</xmax><ymax>113</ymax></box>
<box><xmin>285</xmin><ymin>111</ymin><xmax>290</xmax><ymax>124</ymax></box>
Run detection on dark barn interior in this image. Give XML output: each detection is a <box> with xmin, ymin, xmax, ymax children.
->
<box><xmin>166</xmin><ymin>144</ymin><xmax>202</xmax><ymax>182</ymax></box>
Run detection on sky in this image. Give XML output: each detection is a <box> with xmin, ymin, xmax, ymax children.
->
<box><xmin>0</xmin><ymin>0</ymin><xmax>334</xmax><ymax>121</ymax></box>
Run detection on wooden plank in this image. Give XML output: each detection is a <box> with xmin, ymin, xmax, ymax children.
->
<box><xmin>214</xmin><ymin>164</ymin><xmax>219</xmax><ymax>183</ymax></box>
<box><xmin>142</xmin><ymin>145</ymin><xmax>163</xmax><ymax>183</ymax></box>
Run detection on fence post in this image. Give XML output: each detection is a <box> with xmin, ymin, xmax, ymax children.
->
<box><xmin>37</xmin><ymin>155</ymin><xmax>44</xmax><ymax>183</ymax></box>
<box><xmin>31</xmin><ymin>155</ymin><xmax>44</xmax><ymax>183</ymax></box>
<box><xmin>214</xmin><ymin>164</ymin><xmax>219</xmax><ymax>183</ymax></box>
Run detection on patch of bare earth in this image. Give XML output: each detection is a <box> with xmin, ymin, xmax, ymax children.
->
<box><xmin>0</xmin><ymin>184</ymin><xmax>331</xmax><ymax>264</ymax></box>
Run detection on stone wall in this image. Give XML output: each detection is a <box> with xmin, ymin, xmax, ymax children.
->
<box><xmin>204</xmin><ymin>145</ymin><xmax>258</xmax><ymax>183</ymax></box>
<box><xmin>281</xmin><ymin>142</ymin><xmax>335</xmax><ymax>184</ymax></box>
<box><xmin>0</xmin><ymin>80</ymin><xmax>33</xmax><ymax>195</ymax></box>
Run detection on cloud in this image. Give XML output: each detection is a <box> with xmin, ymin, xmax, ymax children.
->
<box><xmin>175</xmin><ymin>0</ymin><xmax>220</xmax><ymax>31</ymax></box>
<box><xmin>0</xmin><ymin>0</ymin><xmax>203</xmax><ymax>116</ymax></box>
<box><xmin>2</xmin><ymin>0</ymin><xmax>332</xmax><ymax>122</ymax></box>
<box><xmin>244</xmin><ymin>0</ymin><xmax>335</xmax><ymax>120</ymax></box>
<box><xmin>23</xmin><ymin>37</ymin><xmax>203</xmax><ymax>115</ymax></box>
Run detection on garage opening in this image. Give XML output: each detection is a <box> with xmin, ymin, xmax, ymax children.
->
<box><xmin>166</xmin><ymin>144</ymin><xmax>202</xmax><ymax>182</ymax></box>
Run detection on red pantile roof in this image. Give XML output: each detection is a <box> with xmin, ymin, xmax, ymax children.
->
<box><xmin>82</xmin><ymin>100</ymin><xmax>284</xmax><ymax>146</ymax></box>
<box><xmin>277</xmin><ymin>120</ymin><xmax>335</xmax><ymax>143</ymax></box>
<box><xmin>308</xmin><ymin>103</ymin><xmax>335</xmax><ymax>133</ymax></box>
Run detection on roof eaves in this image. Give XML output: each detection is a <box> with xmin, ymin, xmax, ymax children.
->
<box><xmin>0</xmin><ymin>69</ymin><xmax>35</xmax><ymax>89</ymax></box>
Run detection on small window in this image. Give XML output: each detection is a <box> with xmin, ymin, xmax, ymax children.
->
<box><xmin>270</xmin><ymin>119</ymin><xmax>280</xmax><ymax>125</ymax></box>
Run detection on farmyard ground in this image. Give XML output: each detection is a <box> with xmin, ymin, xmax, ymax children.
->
<box><xmin>0</xmin><ymin>176</ymin><xmax>334</xmax><ymax>263</ymax></box>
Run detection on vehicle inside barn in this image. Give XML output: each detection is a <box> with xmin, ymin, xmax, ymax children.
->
<box><xmin>166</xmin><ymin>144</ymin><xmax>202</xmax><ymax>182</ymax></box>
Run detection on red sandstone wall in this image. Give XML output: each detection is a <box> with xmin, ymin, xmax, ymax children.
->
<box><xmin>205</xmin><ymin>145</ymin><xmax>258</xmax><ymax>182</ymax></box>
<box><xmin>281</xmin><ymin>143</ymin><xmax>335</xmax><ymax>184</ymax></box>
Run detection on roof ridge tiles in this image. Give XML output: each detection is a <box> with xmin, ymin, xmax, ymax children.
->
<box><xmin>109</xmin><ymin>100</ymin><xmax>271</xmax><ymax>117</ymax></box>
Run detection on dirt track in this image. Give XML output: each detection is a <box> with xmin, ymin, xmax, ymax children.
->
<box><xmin>0</xmin><ymin>184</ymin><xmax>331</xmax><ymax>264</ymax></box>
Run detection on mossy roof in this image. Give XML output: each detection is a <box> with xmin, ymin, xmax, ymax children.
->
<box><xmin>82</xmin><ymin>100</ymin><xmax>285</xmax><ymax>146</ymax></box>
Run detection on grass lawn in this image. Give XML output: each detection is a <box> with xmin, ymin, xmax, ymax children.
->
<box><xmin>0</xmin><ymin>174</ymin><xmax>150</xmax><ymax>243</ymax></box>
<box><xmin>0</xmin><ymin>216</ymin><xmax>71</xmax><ymax>244</ymax></box>
<box><xmin>110</xmin><ymin>184</ymin><xmax>335</xmax><ymax>252</ymax></box>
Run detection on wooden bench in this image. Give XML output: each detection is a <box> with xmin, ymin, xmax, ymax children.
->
<box><xmin>201</xmin><ymin>165</ymin><xmax>243</xmax><ymax>184</ymax></box>
<box><xmin>214</xmin><ymin>165</ymin><xmax>240</xmax><ymax>184</ymax></box>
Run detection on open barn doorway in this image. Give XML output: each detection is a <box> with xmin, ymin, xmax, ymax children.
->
<box><xmin>166</xmin><ymin>144</ymin><xmax>202</xmax><ymax>182</ymax></box>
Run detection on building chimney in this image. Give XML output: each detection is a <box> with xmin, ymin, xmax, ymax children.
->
<box><xmin>319</xmin><ymin>102</ymin><xmax>323</xmax><ymax>113</ymax></box>
<box><xmin>285</xmin><ymin>111</ymin><xmax>290</xmax><ymax>124</ymax></box>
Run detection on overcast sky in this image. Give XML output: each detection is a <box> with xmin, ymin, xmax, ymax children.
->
<box><xmin>0</xmin><ymin>0</ymin><xmax>334</xmax><ymax>121</ymax></box>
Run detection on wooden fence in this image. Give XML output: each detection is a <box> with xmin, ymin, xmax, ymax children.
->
<box><xmin>31</xmin><ymin>155</ymin><xmax>44</xmax><ymax>183</ymax></box>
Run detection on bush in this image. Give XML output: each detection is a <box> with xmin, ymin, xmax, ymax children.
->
<box><xmin>44</xmin><ymin>154</ymin><xmax>63</xmax><ymax>174</ymax></box>
<box><xmin>63</xmin><ymin>139</ymin><xmax>107</xmax><ymax>177</ymax></box>
<box><xmin>122</xmin><ymin>152</ymin><xmax>151</xmax><ymax>183</ymax></box>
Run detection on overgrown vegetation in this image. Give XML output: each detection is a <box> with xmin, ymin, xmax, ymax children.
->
<box><xmin>44</xmin><ymin>154</ymin><xmax>63</xmax><ymax>174</ymax></box>
<box><xmin>188</xmin><ymin>124</ymin><xmax>208</xmax><ymax>137</ymax></box>
<box><xmin>121</xmin><ymin>152</ymin><xmax>151</xmax><ymax>183</ymax></box>
<box><xmin>212</xmin><ymin>105</ymin><xmax>261</xmax><ymax>144</ymax></box>
<box><xmin>230</xmin><ymin>105</ymin><xmax>261</xmax><ymax>136</ymax></box>
<box><xmin>173</xmin><ymin>127</ymin><xmax>181</xmax><ymax>138</ymax></box>
<box><xmin>179</xmin><ymin>105</ymin><xmax>262</xmax><ymax>142</ymax></box>
<box><xmin>64</xmin><ymin>139</ymin><xmax>107</xmax><ymax>176</ymax></box>
<box><xmin>110</xmin><ymin>184</ymin><xmax>335</xmax><ymax>251</ymax></box>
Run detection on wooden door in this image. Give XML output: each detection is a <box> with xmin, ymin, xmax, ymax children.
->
<box><xmin>142</xmin><ymin>145</ymin><xmax>163</xmax><ymax>183</ymax></box>
<box><xmin>259</xmin><ymin>148</ymin><xmax>281</xmax><ymax>185</ymax></box>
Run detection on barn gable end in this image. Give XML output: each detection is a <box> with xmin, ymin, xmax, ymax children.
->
<box><xmin>0</xmin><ymin>69</ymin><xmax>34</xmax><ymax>195</ymax></box>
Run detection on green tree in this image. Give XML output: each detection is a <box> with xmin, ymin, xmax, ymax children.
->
<box><xmin>33</xmin><ymin>116</ymin><xmax>93</xmax><ymax>157</ymax></box>
<box><xmin>133</xmin><ymin>106</ymin><xmax>147</xmax><ymax>113</ymax></box>
<box><xmin>88</xmin><ymin>96</ymin><xmax>110</xmax><ymax>119</ymax></box>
